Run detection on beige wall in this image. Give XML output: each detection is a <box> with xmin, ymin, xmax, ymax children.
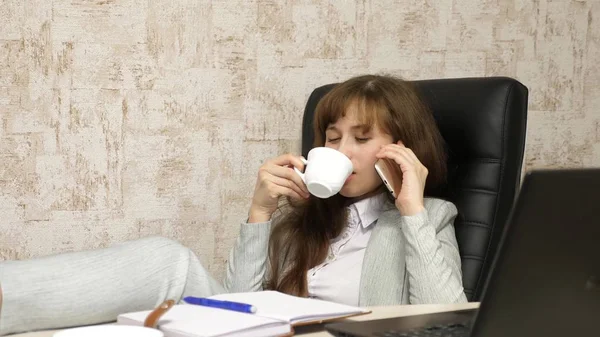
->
<box><xmin>1</xmin><ymin>0</ymin><xmax>599</xmax><ymax>280</ymax></box>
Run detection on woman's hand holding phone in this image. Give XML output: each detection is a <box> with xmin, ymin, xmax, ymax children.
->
<box><xmin>376</xmin><ymin>141</ymin><xmax>428</xmax><ymax>216</ymax></box>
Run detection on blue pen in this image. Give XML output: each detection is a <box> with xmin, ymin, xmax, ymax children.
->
<box><xmin>183</xmin><ymin>296</ymin><xmax>257</xmax><ymax>314</ymax></box>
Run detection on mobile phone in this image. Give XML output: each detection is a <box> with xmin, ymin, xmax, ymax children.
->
<box><xmin>374</xmin><ymin>158</ymin><xmax>403</xmax><ymax>198</ymax></box>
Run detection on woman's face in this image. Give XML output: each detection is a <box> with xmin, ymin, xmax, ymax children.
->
<box><xmin>324</xmin><ymin>103</ymin><xmax>394</xmax><ymax>198</ymax></box>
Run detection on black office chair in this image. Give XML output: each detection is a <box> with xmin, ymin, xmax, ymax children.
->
<box><xmin>301</xmin><ymin>77</ymin><xmax>528</xmax><ymax>301</ymax></box>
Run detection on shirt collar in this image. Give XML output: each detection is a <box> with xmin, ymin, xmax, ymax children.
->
<box><xmin>348</xmin><ymin>192</ymin><xmax>392</xmax><ymax>229</ymax></box>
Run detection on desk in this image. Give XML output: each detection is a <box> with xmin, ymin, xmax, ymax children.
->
<box><xmin>295</xmin><ymin>302</ymin><xmax>479</xmax><ymax>336</ymax></box>
<box><xmin>11</xmin><ymin>302</ymin><xmax>480</xmax><ymax>337</ymax></box>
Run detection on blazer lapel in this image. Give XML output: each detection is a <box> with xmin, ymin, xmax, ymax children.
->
<box><xmin>358</xmin><ymin>208</ymin><xmax>409</xmax><ymax>306</ymax></box>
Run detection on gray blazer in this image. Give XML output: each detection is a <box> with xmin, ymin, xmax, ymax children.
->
<box><xmin>223</xmin><ymin>197</ymin><xmax>468</xmax><ymax>306</ymax></box>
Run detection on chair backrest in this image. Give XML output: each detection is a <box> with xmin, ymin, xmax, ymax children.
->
<box><xmin>301</xmin><ymin>77</ymin><xmax>528</xmax><ymax>301</ymax></box>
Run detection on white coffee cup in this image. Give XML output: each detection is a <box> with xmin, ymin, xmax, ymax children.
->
<box><xmin>294</xmin><ymin>147</ymin><xmax>353</xmax><ymax>199</ymax></box>
<box><xmin>53</xmin><ymin>325</ymin><xmax>164</xmax><ymax>337</ymax></box>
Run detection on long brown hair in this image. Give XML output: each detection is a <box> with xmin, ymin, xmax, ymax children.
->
<box><xmin>264</xmin><ymin>74</ymin><xmax>448</xmax><ymax>296</ymax></box>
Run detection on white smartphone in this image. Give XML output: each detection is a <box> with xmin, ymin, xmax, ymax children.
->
<box><xmin>374</xmin><ymin>158</ymin><xmax>403</xmax><ymax>198</ymax></box>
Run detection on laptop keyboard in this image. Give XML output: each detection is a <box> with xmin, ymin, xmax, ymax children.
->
<box><xmin>373</xmin><ymin>322</ymin><xmax>470</xmax><ymax>337</ymax></box>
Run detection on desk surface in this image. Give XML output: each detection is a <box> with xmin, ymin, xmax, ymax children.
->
<box><xmin>12</xmin><ymin>302</ymin><xmax>480</xmax><ymax>337</ymax></box>
<box><xmin>295</xmin><ymin>302</ymin><xmax>479</xmax><ymax>336</ymax></box>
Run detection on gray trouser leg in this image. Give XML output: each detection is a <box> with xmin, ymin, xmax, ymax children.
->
<box><xmin>0</xmin><ymin>236</ymin><xmax>225</xmax><ymax>335</ymax></box>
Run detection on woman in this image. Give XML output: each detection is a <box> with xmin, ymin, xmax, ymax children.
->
<box><xmin>0</xmin><ymin>74</ymin><xmax>466</xmax><ymax>335</ymax></box>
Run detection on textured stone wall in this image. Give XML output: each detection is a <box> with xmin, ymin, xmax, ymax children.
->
<box><xmin>1</xmin><ymin>0</ymin><xmax>599</xmax><ymax>280</ymax></box>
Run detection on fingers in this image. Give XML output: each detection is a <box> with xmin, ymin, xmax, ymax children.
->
<box><xmin>257</xmin><ymin>153</ymin><xmax>310</xmax><ymax>200</ymax></box>
<box><xmin>270</xmin><ymin>164</ymin><xmax>309</xmax><ymax>193</ymax></box>
<box><xmin>380</xmin><ymin>149</ymin><xmax>412</xmax><ymax>170</ymax></box>
<box><xmin>269</xmin><ymin>153</ymin><xmax>306</xmax><ymax>172</ymax></box>
<box><xmin>376</xmin><ymin>143</ymin><xmax>422</xmax><ymax>170</ymax></box>
<box><xmin>264</xmin><ymin>169</ymin><xmax>310</xmax><ymax>199</ymax></box>
<box><xmin>268</xmin><ymin>180</ymin><xmax>307</xmax><ymax>201</ymax></box>
<box><xmin>400</xmin><ymin>145</ymin><xmax>420</xmax><ymax>163</ymax></box>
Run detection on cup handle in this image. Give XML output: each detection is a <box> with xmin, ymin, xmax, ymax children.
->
<box><xmin>293</xmin><ymin>157</ymin><xmax>308</xmax><ymax>184</ymax></box>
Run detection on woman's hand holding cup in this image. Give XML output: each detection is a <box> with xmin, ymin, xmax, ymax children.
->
<box><xmin>248</xmin><ymin>154</ymin><xmax>310</xmax><ymax>223</ymax></box>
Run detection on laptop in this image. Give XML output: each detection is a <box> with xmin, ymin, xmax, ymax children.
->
<box><xmin>325</xmin><ymin>168</ymin><xmax>600</xmax><ymax>337</ymax></box>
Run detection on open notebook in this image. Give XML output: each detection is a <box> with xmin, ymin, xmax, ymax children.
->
<box><xmin>117</xmin><ymin>291</ymin><xmax>370</xmax><ymax>337</ymax></box>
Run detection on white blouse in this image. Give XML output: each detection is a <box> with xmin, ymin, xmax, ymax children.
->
<box><xmin>307</xmin><ymin>193</ymin><xmax>390</xmax><ymax>306</ymax></box>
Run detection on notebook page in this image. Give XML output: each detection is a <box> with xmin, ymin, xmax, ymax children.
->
<box><xmin>163</xmin><ymin>319</ymin><xmax>290</xmax><ymax>337</ymax></box>
<box><xmin>117</xmin><ymin>304</ymin><xmax>291</xmax><ymax>337</ymax></box>
<box><xmin>209</xmin><ymin>291</ymin><xmax>368</xmax><ymax>324</ymax></box>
